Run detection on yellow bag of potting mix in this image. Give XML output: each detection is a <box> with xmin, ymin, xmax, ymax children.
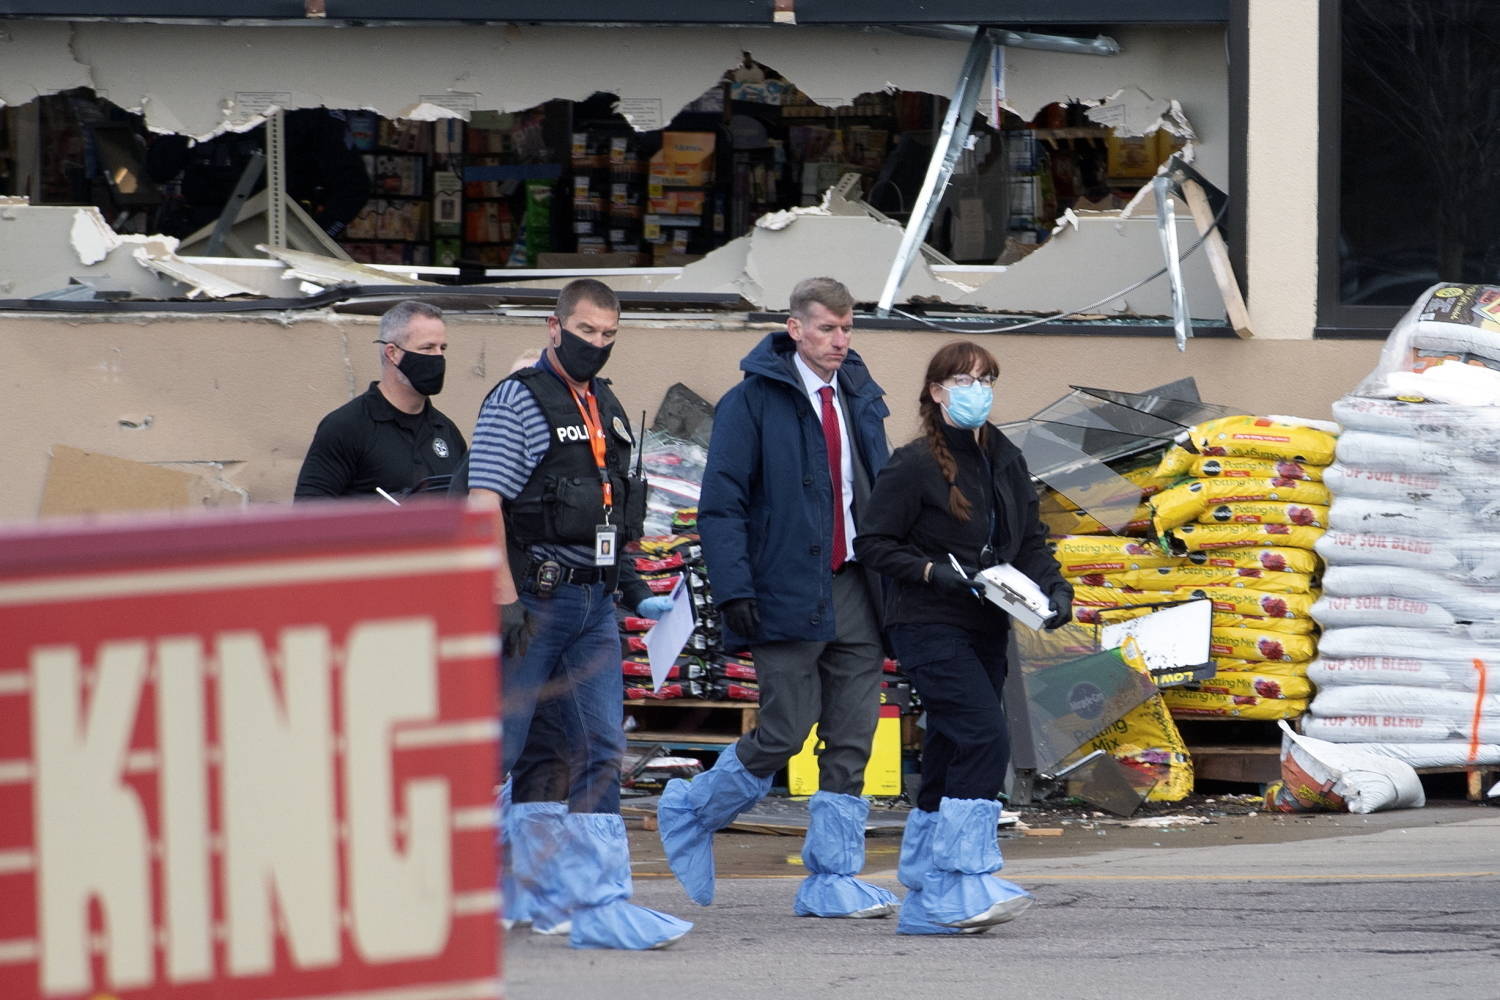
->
<box><xmin>1166</xmin><ymin>522</ymin><xmax>1327</xmax><ymax>553</ymax></box>
<box><xmin>1161</xmin><ymin>687</ymin><xmax>1310</xmax><ymax>720</ymax></box>
<box><xmin>1188</xmin><ymin>455</ymin><xmax>1324</xmax><ymax>481</ymax></box>
<box><xmin>1150</xmin><ymin>478</ymin><xmax>1331</xmax><ymax>530</ymax></box>
<box><xmin>1208</xmin><ymin>627</ymin><xmax>1318</xmax><ymax>663</ymax></box>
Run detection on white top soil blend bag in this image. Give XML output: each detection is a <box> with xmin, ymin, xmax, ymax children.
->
<box><xmin>1275</xmin><ymin>721</ymin><xmax>1425</xmax><ymax>813</ymax></box>
<box><xmin>1309</xmin><ymin>656</ymin><xmax>1488</xmax><ymax>691</ymax></box>
<box><xmin>1321</xmin><ymin>565</ymin><xmax>1500</xmax><ymax>620</ymax></box>
<box><xmin>1301</xmin><ymin>714</ymin><xmax>1500</xmax><ymax>745</ymax></box>
<box><xmin>1315</xmin><ymin>529</ymin><xmax>1462</xmax><ymax>572</ymax></box>
<box><xmin>1311</xmin><ymin>594</ymin><xmax>1458</xmax><ymax>630</ymax></box>
<box><xmin>1354</xmin><ymin>283</ymin><xmax>1500</xmax><ymax>399</ymax></box>
<box><xmin>1317</xmin><ymin>624</ymin><xmax>1500</xmax><ymax>662</ymax></box>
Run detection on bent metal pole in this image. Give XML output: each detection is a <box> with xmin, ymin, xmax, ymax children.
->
<box><xmin>875</xmin><ymin>26</ymin><xmax>991</xmax><ymax>317</ymax></box>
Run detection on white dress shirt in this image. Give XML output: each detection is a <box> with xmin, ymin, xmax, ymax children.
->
<box><xmin>793</xmin><ymin>351</ymin><xmax>858</xmax><ymax>559</ymax></box>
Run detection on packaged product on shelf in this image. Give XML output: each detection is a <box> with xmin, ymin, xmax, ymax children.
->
<box><xmin>711</xmin><ymin>681</ymin><xmax>761</xmax><ymax>702</ymax></box>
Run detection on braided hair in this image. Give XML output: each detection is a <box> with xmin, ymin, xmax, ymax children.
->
<box><xmin>918</xmin><ymin>340</ymin><xmax>1001</xmax><ymax>522</ymax></box>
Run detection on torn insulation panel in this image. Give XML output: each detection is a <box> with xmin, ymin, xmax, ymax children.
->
<box><xmin>957</xmin><ymin>212</ymin><xmax>1224</xmax><ymax>321</ymax></box>
<box><xmin>661</xmin><ymin>211</ymin><xmax>967</xmax><ymax>309</ymax></box>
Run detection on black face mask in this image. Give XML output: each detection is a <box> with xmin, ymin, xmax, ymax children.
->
<box><xmin>554</xmin><ymin>326</ymin><xmax>613</xmax><ymax>382</ymax></box>
<box><xmin>396</xmin><ymin>348</ymin><xmax>446</xmax><ymax>396</ymax></box>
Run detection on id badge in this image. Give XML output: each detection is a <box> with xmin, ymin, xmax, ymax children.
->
<box><xmin>593</xmin><ymin>523</ymin><xmax>619</xmax><ymax>567</ymax></box>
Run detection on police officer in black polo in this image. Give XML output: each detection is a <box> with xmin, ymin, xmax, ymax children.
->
<box><xmin>294</xmin><ymin>300</ymin><xmax>466</xmax><ymax>500</ymax></box>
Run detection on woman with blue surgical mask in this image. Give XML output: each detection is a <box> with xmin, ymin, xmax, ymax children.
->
<box><xmin>853</xmin><ymin>340</ymin><xmax>1072</xmax><ymax>936</ymax></box>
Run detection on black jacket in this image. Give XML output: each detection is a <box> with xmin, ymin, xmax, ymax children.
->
<box><xmin>854</xmin><ymin>422</ymin><xmax>1066</xmax><ymax>632</ymax></box>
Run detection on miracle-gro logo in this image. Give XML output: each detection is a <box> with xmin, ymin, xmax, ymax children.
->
<box><xmin>1068</xmin><ymin>682</ymin><xmax>1107</xmax><ymax>720</ymax></box>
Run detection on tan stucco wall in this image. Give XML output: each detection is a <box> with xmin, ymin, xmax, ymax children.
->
<box><xmin>1244</xmin><ymin>0</ymin><xmax>1322</xmax><ymax>339</ymax></box>
<box><xmin>0</xmin><ymin>311</ymin><xmax>1380</xmax><ymax>522</ymax></box>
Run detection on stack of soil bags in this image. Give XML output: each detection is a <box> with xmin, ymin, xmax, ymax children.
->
<box><xmin>1056</xmin><ymin>415</ymin><xmax>1338</xmax><ymax>725</ymax></box>
<box><xmin>1307</xmin><ymin>284</ymin><xmax>1500</xmax><ymax>768</ymax></box>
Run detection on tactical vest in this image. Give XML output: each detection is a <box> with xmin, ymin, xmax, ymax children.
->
<box><xmin>503</xmin><ymin>366</ymin><xmax>643</xmax><ymax>551</ymax></box>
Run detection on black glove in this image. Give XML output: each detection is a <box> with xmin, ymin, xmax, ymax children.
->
<box><xmin>500</xmin><ymin>601</ymin><xmax>536</xmax><ymax>659</ymax></box>
<box><xmin>719</xmin><ymin>597</ymin><xmax>761</xmax><ymax>639</ymax></box>
<box><xmin>1043</xmin><ymin>581</ymin><xmax>1075</xmax><ymax>630</ymax></box>
<box><xmin>929</xmin><ymin>562</ymin><xmax>977</xmax><ymax>597</ymax></box>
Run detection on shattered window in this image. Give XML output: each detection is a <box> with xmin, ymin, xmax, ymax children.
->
<box><xmin>1339</xmin><ymin>0</ymin><xmax>1500</xmax><ymax>306</ymax></box>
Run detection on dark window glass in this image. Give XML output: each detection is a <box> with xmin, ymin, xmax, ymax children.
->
<box><xmin>1339</xmin><ymin>0</ymin><xmax>1500</xmax><ymax>306</ymax></box>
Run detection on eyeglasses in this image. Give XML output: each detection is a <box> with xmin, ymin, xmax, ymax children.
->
<box><xmin>942</xmin><ymin>374</ymin><xmax>996</xmax><ymax>388</ymax></box>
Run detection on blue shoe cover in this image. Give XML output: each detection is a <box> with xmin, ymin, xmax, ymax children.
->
<box><xmin>922</xmin><ymin>798</ymin><xmax>1032</xmax><ymax>928</ymax></box>
<box><xmin>792</xmin><ymin>792</ymin><xmax>897</xmax><ymax>918</ymax></box>
<box><xmin>511</xmin><ymin>802</ymin><xmax>569</xmax><ymax>932</ymax></box>
<box><xmin>562</xmin><ymin>813</ymin><xmax>693</xmax><ymax>950</ymax></box>
<box><xmin>657</xmin><ymin>743</ymin><xmax>771</xmax><ymax>906</ymax></box>
<box><xmin>897</xmin><ymin>887</ymin><xmax>987</xmax><ymax>936</ymax></box>
<box><xmin>931</xmin><ymin>797</ymin><xmax>1004</xmax><ymax>875</ymax></box>
<box><xmin>896</xmin><ymin>809</ymin><xmax>939</xmax><ymax>890</ymax></box>
<box><xmin>496</xmin><ymin>782</ymin><xmax>528</xmax><ymax>928</ymax></box>
<box><xmin>921</xmin><ymin>872</ymin><xmax>1033</xmax><ymax>928</ymax></box>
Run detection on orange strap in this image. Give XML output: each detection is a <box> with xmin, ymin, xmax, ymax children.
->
<box><xmin>571</xmin><ymin>389</ymin><xmax>613</xmax><ymax>509</ymax></box>
<box><xmin>1468</xmin><ymin>658</ymin><xmax>1488</xmax><ymax>764</ymax></box>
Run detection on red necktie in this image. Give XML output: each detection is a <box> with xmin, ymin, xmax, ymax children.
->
<box><xmin>819</xmin><ymin>385</ymin><xmax>847</xmax><ymax>571</ymax></box>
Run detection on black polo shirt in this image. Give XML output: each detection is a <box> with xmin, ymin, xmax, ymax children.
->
<box><xmin>293</xmin><ymin>381</ymin><xmax>467</xmax><ymax>499</ymax></box>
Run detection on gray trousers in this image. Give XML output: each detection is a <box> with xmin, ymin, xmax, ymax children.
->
<box><xmin>734</xmin><ymin>568</ymin><xmax>884</xmax><ymax>796</ymax></box>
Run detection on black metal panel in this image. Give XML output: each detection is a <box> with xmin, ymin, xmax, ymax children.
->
<box><xmin>325</xmin><ymin>0</ymin><xmax>774</xmax><ymax>22</ymax></box>
<box><xmin>795</xmin><ymin>0</ymin><xmax>1230</xmax><ymax>25</ymax></box>
<box><xmin>0</xmin><ymin>1</ymin><xmax>305</xmax><ymax>14</ymax></box>
<box><xmin>2</xmin><ymin>0</ymin><xmax>1223</xmax><ymax>22</ymax></box>
<box><xmin>0</xmin><ymin>0</ymin><xmax>773</xmax><ymax>19</ymax></box>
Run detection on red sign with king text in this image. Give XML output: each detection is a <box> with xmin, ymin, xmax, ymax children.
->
<box><xmin>0</xmin><ymin>502</ymin><xmax>502</xmax><ymax>1000</ymax></box>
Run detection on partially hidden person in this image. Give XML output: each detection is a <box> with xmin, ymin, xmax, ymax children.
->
<box><xmin>854</xmin><ymin>340</ymin><xmax>1073</xmax><ymax>935</ymax></box>
<box><xmin>466</xmin><ymin>278</ymin><xmax>689</xmax><ymax>950</ymax></box>
<box><xmin>658</xmin><ymin>277</ymin><xmax>899</xmax><ymax>920</ymax></box>
<box><xmin>293</xmin><ymin>299</ymin><xmax>465</xmax><ymax>500</ymax></box>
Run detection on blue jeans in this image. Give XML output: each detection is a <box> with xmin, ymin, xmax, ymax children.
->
<box><xmin>503</xmin><ymin>580</ymin><xmax>624</xmax><ymax>814</ymax></box>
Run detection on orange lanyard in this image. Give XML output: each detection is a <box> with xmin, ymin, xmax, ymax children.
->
<box><xmin>571</xmin><ymin>388</ymin><xmax>613</xmax><ymax>509</ymax></box>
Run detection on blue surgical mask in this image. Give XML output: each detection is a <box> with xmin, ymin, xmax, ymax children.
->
<box><xmin>942</xmin><ymin>382</ymin><xmax>993</xmax><ymax>429</ymax></box>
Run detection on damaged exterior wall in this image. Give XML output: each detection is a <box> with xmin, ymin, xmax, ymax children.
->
<box><xmin>0</xmin><ymin>311</ymin><xmax>1379</xmax><ymax>521</ymax></box>
<box><xmin>0</xmin><ymin>22</ymin><xmax>1227</xmax><ymax>186</ymax></box>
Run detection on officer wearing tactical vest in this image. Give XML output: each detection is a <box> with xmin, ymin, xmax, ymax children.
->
<box><xmin>466</xmin><ymin>278</ymin><xmax>691</xmax><ymax>951</ymax></box>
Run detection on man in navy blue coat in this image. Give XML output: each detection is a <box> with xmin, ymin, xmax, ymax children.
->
<box><xmin>658</xmin><ymin>277</ymin><xmax>899</xmax><ymax>919</ymax></box>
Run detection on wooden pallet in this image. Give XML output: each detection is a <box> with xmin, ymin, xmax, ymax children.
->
<box><xmin>1412</xmin><ymin>765</ymin><xmax>1499</xmax><ymax>803</ymax></box>
<box><xmin>1174</xmin><ymin>718</ymin><xmax>1284</xmax><ymax>788</ymax></box>
<box><xmin>623</xmin><ymin>698</ymin><xmax>759</xmax><ymax>751</ymax></box>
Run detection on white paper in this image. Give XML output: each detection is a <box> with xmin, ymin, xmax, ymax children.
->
<box><xmin>644</xmin><ymin>575</ymin><xmax>696</xmax><ymax>692</ymax></box>
<box><xmin>975</xmin><ymin>563</ymin><xmax>1052</xmax><ymax>630</ymax></box>
<box><xmin>616</xmin><ymin>97</ymin><xmax>664</xmax><ymax>131</ymax></box>
<box><xmin>1098</xmin><ymin>599</ymin><xmax>1212</xmax><ymax>675</ymax></box>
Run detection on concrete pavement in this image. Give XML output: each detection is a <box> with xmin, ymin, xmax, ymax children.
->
<box><xmin>502</xmin><ymin>803</ymin><xmax>1500</xmax><ymax>1000</ymax></box>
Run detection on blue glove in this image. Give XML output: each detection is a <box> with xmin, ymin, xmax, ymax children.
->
<box><xmin>636</xmin><ymin>595</ymin><xmax>674</xmax><ymax>620</ymax></box>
